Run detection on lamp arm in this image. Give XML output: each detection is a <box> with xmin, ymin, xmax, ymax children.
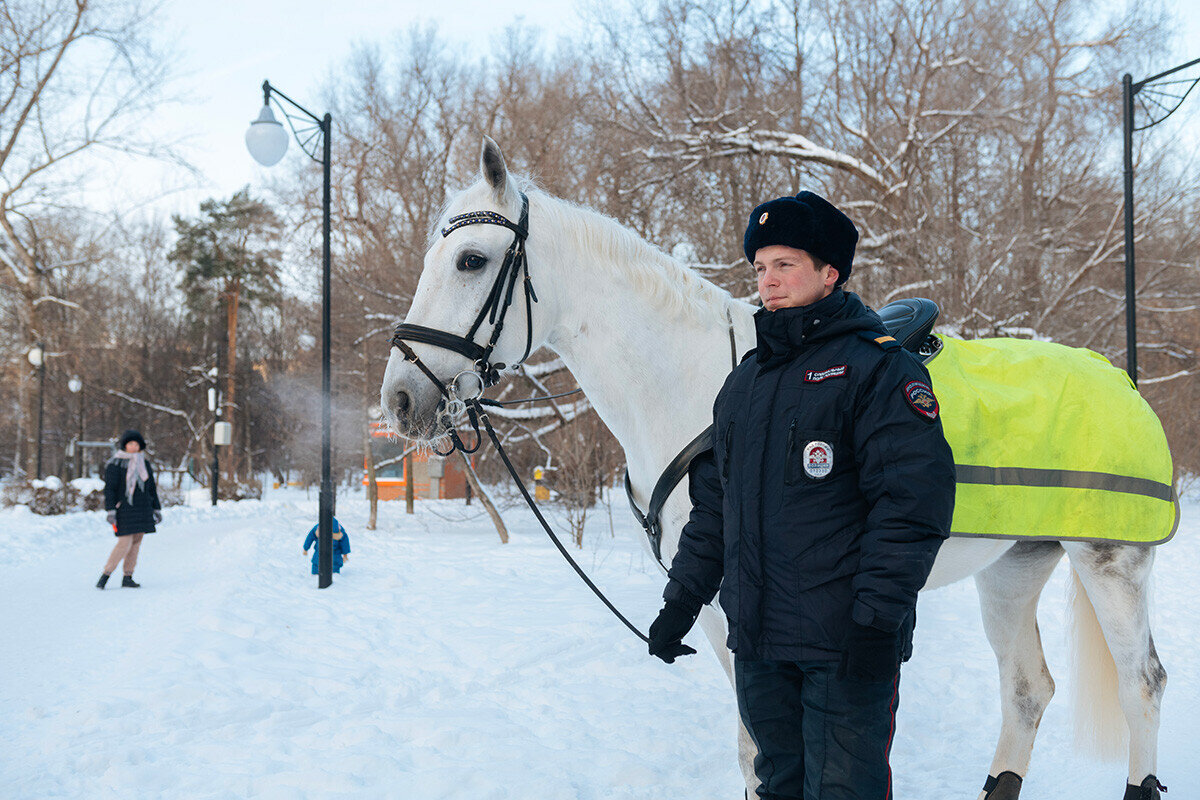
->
<box><xmin>263</xmin><ymin>80</ymin><xmax>323</xmax><ymax>126</ymax></box>
<box><xmin>1134</xmin><ymin>55</ymin><xmax>1200</xmax><ymax>93</ymax></box>
<box><xmin>261</xmin><ymin>80</ymin><xmax>330</xmax><ymax>164</ymax></box>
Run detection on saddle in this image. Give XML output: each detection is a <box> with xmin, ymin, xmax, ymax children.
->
<box><xmin>877</xmin><ymin>297</ymin><xmax>942</xmax><ymax>362</ymax></box>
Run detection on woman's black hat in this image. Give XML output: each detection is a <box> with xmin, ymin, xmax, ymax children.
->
<box><xmin>117</xmin><ymin>429</ymin><xmax>146</xmax><ymax>450</ymax></box>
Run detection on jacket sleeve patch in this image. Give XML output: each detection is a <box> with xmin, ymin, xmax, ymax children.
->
<box><xmin>903</xmin><ymin>380</ymin><xmax>939</xmax><ymax>420</ymax></box>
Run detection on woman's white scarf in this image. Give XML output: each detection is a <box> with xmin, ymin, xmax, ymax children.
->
<box><xmin>113</xmin><ymin>450</ymin><xmax>149</xmax><ymax>504</ymax></box>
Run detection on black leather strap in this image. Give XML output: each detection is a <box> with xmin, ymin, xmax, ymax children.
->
<box><xmin>626</xmin><ymin>425</ymin><xmax>714</xmax><ymax>568</ymax></box>
<box><xmin>442</xmin><ymin>209</ymin><xmax>528</xmax><ymax>239</ymax></box>
<box><xmin>983</xmin><ymin>771</ymin><xmax>1023</xmax><ymax>798</ymax></box>
<box><xmin>391</xmin><ymin>324</ymin><xmax>488</xmax><ymax>365</ymax></box>
<box><xmin>477</xmin><ymin>406</ymin><xmax>649</xmax><ymax>644</ymax></box>
<box><xmin>626</xmin><ymin>311</ymin><xmax>736</xmax><ymax>570</ymax></box>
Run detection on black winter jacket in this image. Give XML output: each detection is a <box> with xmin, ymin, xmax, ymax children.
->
<box><xmin>663</xmin><ymin>289</ymin><xmax>956</xmax><ymax>661</ymax></box>
<box><xmin>104</xmin><ymin>457</ymin><xmax>162</xmax><ymax>535</ymax></box>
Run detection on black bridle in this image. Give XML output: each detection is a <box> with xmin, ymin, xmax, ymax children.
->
<box><xmin>388</xmin><ymin>191</ymin><xmax>651</xmax><ymax>645</ymax></box>
<box><xmin>390</xmin><ymin>193</ymin><xmax>536</xmax><ymax>455</ymax></box>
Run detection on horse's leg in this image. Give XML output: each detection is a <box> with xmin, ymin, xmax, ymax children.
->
<box><xmin>973</xmin><ymin>541</ymin><xmax>1065</xmax><ymax>800</ymax></box>
<box><xmin>696</xmin><ymin>605</ymin><xmax>759</xmax><ymax>797</ymax></box>
<box><xmin>1063</xmin><ymin>542</ymin><xmax>1166</xmax><ymax>799</ymax></box>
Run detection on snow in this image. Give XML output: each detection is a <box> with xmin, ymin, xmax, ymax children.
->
<box><xmin>2</xmin><ymin>487</ymin><xmax>1198</xmax><ymax>798</ymax></box>
<box><xmin>70</xmin><ymin>478</ymin><xmax>105</xmax><ymax>494</ymax></box>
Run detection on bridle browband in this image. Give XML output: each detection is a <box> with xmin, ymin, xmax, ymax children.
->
<box><xmin>389</xmin><ymin>192</ymin><xmax>535</xmax><ymax>455</ymax></box>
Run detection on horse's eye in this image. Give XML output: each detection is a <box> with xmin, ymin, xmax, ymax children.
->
<box><xmin>457</xmin><ymin>253</ymin><xmax>487</xmax><ymax>272</ymax></box>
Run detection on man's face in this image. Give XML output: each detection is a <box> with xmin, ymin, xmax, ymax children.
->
<box><xmin>754</xmin><ymin>245</ymin><xmax>838</xmax><ymax>311</ymax></box>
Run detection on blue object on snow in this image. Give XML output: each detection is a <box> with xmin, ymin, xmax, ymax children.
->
<box><xmin>303</xmin><ymin>517</ymin><xmax>350</xmax><ymax>574</ymax></box>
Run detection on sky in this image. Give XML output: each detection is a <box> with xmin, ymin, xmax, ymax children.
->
<box><xmin>105</xmin><ymin>0</ymin><xmax>581</xmax><ymax>220</ymax></box>
<box><xmin>75</xmin><ymin>0</ymin><xmax>1200</xmax><ymax>222</ymax></box>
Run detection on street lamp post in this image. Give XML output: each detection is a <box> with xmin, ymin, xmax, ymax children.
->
<box><xmin>1120</xmin><ymin>55</ymin><xmax>1200</xmax><ymax>386</ymax></box>
<box><xmin>208</xmin><ymin>374</ymin><xmax>219</xmax><ymax>507</ymax></box>
<box><xmin>68</xmin><ymin>376</ymin><xmax>83</xmax><ymax>479</ymax></box>
<box><xmin>27</xmin><ymin>343</ymin><xmax>45</xmax><ymax>479</ymax></box>
<box><xmin>246</xmin><ymin>79</ymin><xmax>334</xmax><ymax>589</ymax></box>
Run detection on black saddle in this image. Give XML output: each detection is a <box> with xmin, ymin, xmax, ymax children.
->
<box><xmin>877</xmin><ymin>297</ymin><xmax>942</xmax><ymax>361</ymax></box>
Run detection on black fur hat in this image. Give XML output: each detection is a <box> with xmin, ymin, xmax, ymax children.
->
<box><xmin>117</xmin><ymin>429</ymin><xmax>146</xmax><ymax>450</ymax></box>
<box><xmin>742</xmin><ymin>191</ymin><xmax>858</xmax><ymax>285</ymax></box>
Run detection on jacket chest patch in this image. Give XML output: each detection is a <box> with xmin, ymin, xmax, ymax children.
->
<box><xmin>804</xmin><ymin>365</ymin><xmax>849</xmax><ymax>383</ymax></box>
<box><xmin>904</xmin><ymin>380</ymin><xmax>939</xmax><ymax>420</ymax></box>
<box><xmin>803</xmin><ymin>441</ymin><xmax>834</xmax><ymax>478</ymax></box>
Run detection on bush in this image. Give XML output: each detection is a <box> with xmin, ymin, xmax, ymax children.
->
<box><xmin>1</xmin><ymin>478</ymin><xmax>33</xmax><ymax>508</ymax></box>
<box><xmin>30</xmin><ymin>478</ymin><xmax>69</xmax><ymax>515</ymax></box>
<box><xmin>72</xmin><ymin>478</ymin><xmax>106</xmax><ymax>511</ymax></box>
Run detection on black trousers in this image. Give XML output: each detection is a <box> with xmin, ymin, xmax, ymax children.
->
<box><xmin>734</xmin><ymin>658</ymin><xmax>900</xmax><ymax>800</ymax></box>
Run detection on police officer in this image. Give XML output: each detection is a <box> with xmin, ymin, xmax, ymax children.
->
<box><xmin>648</xmin><ymin>191</ymin><xmax>956</xmax><ymax>799</ymax></box>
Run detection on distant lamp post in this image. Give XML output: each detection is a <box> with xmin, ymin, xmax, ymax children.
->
<box><xmin>1121</xmin><ymin>55</ymin><xmax>1200</xmax><ymax>386</ymax></box>
<box><xmin>27</xmin><ymin>343</ymin><xmax>45</xmax><ymax>479</ymax></box>
<box><xmin>68</xmin><ymin>375</ymin><xmax>83</xmax><ymax>479</ymax></box>
<box><xmin>208</xmin><ymin>369</ymin><xmax>220</xmax><ymax>507</ymax></box>
<box><xmin>246</xmin><ymin>79</ymin><xmax>334</xmax><ymax>589</ymax></box>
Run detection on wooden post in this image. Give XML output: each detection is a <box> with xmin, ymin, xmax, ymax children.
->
<box><xmin>457</xmin><ymin>451</ymin><xmax>507</xmax><ymax>543</ymax></box>
<box><xmin>404</xmin><ymin>451</ymin><xmax>414</xmax><ymax>514</ymax></box>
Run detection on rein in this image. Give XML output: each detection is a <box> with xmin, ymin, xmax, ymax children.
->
<box><xmin>389</xmin><ymin>192</ymin><xmax>651</xmax><ymax>644</ymax></box>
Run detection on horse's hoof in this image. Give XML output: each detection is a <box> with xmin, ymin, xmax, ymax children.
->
<box><xmin>1123</xmin><ymin>775</ymin><xmax>1167</xmax><ymax>800</ymax></box>
<box><xmin>983</xmin><ymin>771</ymin><xmax>1023</xmax><ymax>800</ymax></box>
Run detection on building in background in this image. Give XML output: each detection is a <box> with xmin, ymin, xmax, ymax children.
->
<box><xmin>365</xmin><ymin>422</ymin><xmax>470</xmax><ymax>501</ymax></box>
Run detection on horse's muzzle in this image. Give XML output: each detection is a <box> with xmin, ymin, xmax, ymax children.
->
<box><xmin>381</xmin><ymin>356</ymin><xmax>450</xmax><ymax>442</ymax></box>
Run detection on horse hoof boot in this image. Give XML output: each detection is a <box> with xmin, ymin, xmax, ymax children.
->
<box><xmin>1123</xmin><ymin>775</ymin><xmax>1167</xmax><ymax>800</ymax></box>
<box><xmin>983</xmin><ymin>771</ymin><xmax>1023</xmax><ymax>800</ymax></box>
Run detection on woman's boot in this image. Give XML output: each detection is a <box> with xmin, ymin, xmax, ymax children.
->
<box><xmin>121</xmin><ymin>575</ymin><xmax>140</xmax><ymax>588</ymax></box>
<box><xmin>96</xmin><ymin>573</ymin><xmax>110</xmax><ymax>589</ymax></box>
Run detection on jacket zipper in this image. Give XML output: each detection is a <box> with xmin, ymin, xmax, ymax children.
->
<box><xmin>785</xmin><ymin>419</ymin><xmax>797</xmax><ymax>485</ymax></box>
<box><xmin>723</xmin><ymin>420</ymin><xmax>735</xmax><ymax>481</ymax></box>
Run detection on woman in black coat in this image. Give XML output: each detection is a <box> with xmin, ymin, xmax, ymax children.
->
<box><xmin>96</xmin><ymin>430</ymin><xmax>162</xmax><ymax>589</ymax></box>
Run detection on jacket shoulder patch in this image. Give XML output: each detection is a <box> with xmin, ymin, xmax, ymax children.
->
<box><xmin>856</xmin><ymin>330</ymin><xmax>901</xmax><ymax>349</ymax></box>
<box><xmin>903</xmin><ymin>380</ymin><xmax>939</xmax><ymax>421</ymax></box>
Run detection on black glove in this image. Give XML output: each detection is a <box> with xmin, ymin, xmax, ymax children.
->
<box><xmin>106</xmin><ymin>511</ymin><xmax>117</xmax><ymax>526</ymax></box>
<box><xmin>838</xmin><ymin>622</ymin><xmax>900</xmax><ymax>683</ymax></box>
<box><xmin>153</xmin><ymin>510</ymin><xmax>162</xmax><ymax>524</ymax></box>
<box><xmin>648</xmin><ymin>600</ymin><xmax>699</xmax><ymax>663</ymax></box>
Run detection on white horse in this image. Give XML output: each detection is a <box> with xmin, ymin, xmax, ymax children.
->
<box><xmin>380</xmin><ymin>138</ymin><xmax>1168</xmax><ymax>800</ymax></box>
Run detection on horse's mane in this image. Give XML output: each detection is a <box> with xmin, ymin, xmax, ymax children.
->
<box><xmin>532</xmin><ymin>190</ymin><xmax>735</xmax><ymax>324</ymax></box>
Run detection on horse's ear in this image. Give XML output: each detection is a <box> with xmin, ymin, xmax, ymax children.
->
<box><xmin>480</xmin><ymin>136</ymin><xmax>508</xmax><ymax>196</ymax></box>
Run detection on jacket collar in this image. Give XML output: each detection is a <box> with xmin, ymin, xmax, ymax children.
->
<box><xmin>754</xmin><ymin>289</ymin><xmax>885</xmax><ymax>367</ymax></box>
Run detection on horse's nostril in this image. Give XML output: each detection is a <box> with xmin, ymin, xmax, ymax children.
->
<box><xmin>395</xmin><ymin>389</ymin><xmax>411</xmax><ymax>417</ymax></box>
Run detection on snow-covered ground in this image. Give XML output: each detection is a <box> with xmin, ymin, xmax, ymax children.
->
<box><xmin>2</xmin><ymin>486</ymin><xmax>1197</xmax><ymax>799</ymax></box>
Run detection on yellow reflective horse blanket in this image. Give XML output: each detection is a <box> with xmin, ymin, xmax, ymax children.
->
<box><xmin>927</xmin><ymin>337</ymin><xmax>1178</xmax><ymax>544</ymax></box>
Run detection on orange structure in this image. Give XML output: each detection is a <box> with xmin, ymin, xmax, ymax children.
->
<box><xmin>364</xmin><ymin>422</ymin><xmax>470</xmax><ymax>500</ymax></box>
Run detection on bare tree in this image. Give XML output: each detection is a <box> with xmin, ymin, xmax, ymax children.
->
<box><xmin>0</xmin><ymin>0</ymin><xmax>171</xmax><ymax>475</ymax></box>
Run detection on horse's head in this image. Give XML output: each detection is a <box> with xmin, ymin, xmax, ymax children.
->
<box><xmin>381</xmin><ymin>137</ymin><xmax>552</xmax><ymax>442</ymax></box>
